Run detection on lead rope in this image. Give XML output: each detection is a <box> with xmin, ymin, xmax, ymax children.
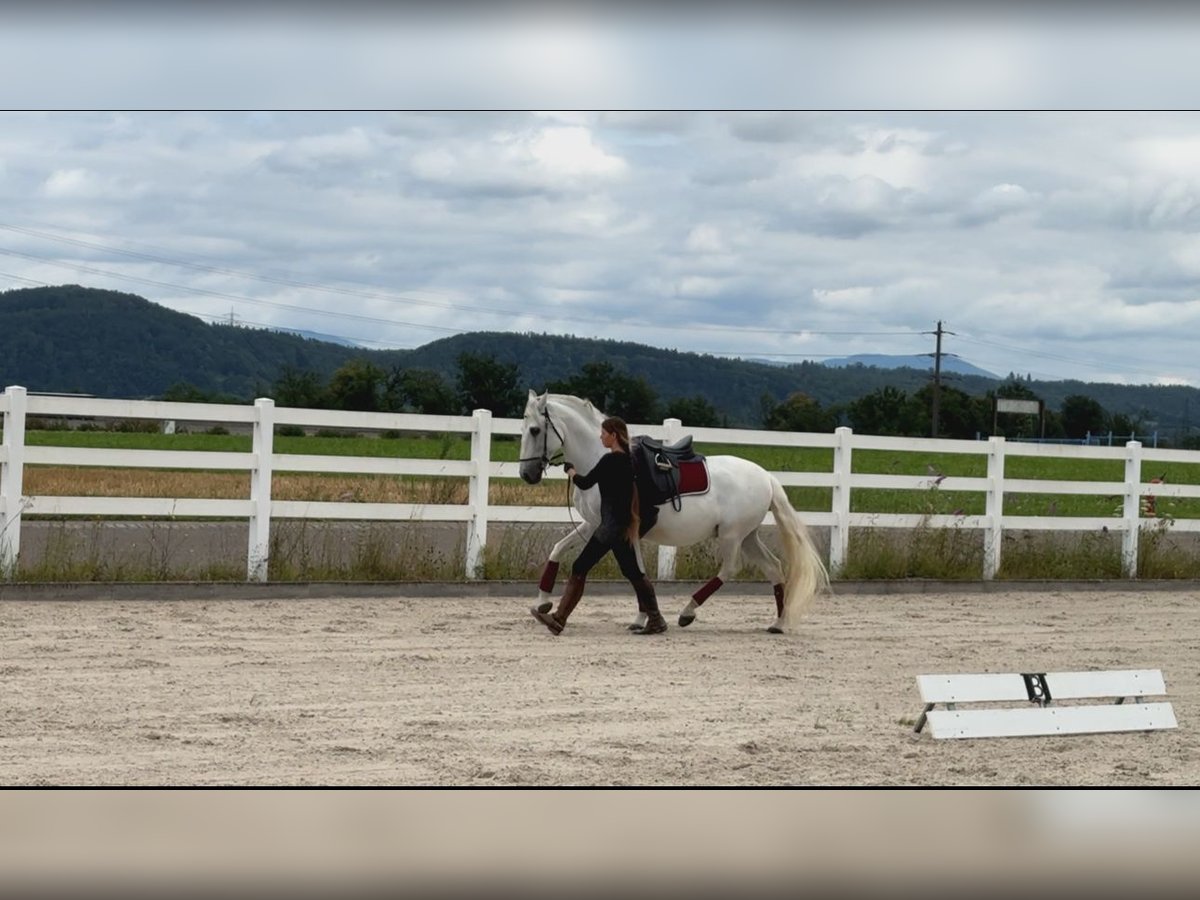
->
<box><xmin>564</xmin><ymin>466</ymin><xmax>580</xmax><ymax>535</ymax></box>
<box><xmin>539</xmin><ymin>407</ymin><xmax>580</xmax><ymax>536</ymax></box>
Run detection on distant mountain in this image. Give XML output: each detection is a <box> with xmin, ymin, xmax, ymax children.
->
<box><xmin>823</xmin><ymin>353</ymin><xmax>999</xmax><ymax>379</ymax></box>
<box><xmin>271</xmin><ymin>327</ymin><xmax>362</xmax><ymax>348</ymax></box>
<box><xmin>3</xmin><ymin>285</ymin><xmax>1198</xmax><ymax>434</ymax></box>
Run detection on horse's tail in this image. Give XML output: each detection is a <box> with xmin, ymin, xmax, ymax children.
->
<box><xmin>769</xmin><ymin>475</ymin><xmax>830</xmax><ymax>632</ymax></box>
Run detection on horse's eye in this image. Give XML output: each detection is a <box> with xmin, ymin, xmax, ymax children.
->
<box><xmin>530</xmin><ymin>426</ymin><xmax>541</xmax><ymax>437</ymax></box>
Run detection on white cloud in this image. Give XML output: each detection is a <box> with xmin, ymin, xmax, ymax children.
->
<box><xmin>263</xmin><ymin>127</ymin><xmax>378</xmax><ymax>171</ymax></box>
<box><xmin>685</xmin><ymin>224</ymin><xmax>726</xmax><ymax>254</ymax></box>
<box><xmin>529</xmin><ymin>127</ymin><xmax>626</xmax><ymax>179</ymax></box>
<box><xmin>786</xmin><ymin>137</ymin><xmax>934</xmax><ymax>192</ymax></box>
<box><xmin>10</xmin><ymin>107</ymin><xmax>1200</xmax><ymax>386</ymax></box>
<box><xmin>42</xmin><ymin>168</ymin><xmax>92</xmax><ymax>198</ymax></box>
<box><xmin>812</xmin><ymin>286</ymin><xmax>876</xmax><ymax>311</ymax></box>
<box><xmin>409</xmin><ymin>124</ymin><xmax>626</xmax><ymax>196</ymax></box>
<box><xmin>1131</xmin><ymin>136</ymin><xmax>1200</xmax><ymax>181</ymax></box>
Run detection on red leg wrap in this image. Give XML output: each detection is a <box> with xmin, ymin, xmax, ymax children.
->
<box><xmin>773</xmin><ymin>583</ymin><xmax>785</xmax><ymax>618</ymax></box>
<box><xmin>692</xmin><ymin>577</ymin><xmax>724</xmax><ymax>606</ymax></box>
<box><xmin>538</xmin><ymin>560</ymin><xmax>560</xmax><ymax>594</ymax></box>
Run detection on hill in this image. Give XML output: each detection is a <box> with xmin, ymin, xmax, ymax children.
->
<box><xmin>0</xmin><ymin>285</ymin><xmax>363</xmax><ymax>398</ymax></box>
<box><xmin>3</xmin><ymin>285</ymin><xmax>1199</xmax><ymax>436</ymax></box>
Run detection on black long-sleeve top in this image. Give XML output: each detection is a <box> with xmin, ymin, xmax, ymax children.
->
<box><xmin>572</xmin><ymin>451</ymin><xmax>635</xmax><ymax>544</ymax></box>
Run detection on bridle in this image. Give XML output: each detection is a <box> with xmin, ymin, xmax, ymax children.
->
<box><xmin>518</xmin><ymin>405</ymin><xmax>568</xmax><ymax>471</ymax></box>
<box><xmin>518</xmin><ymin>400</ymin><xmax>582</xmax><ymax>531</ymax></box>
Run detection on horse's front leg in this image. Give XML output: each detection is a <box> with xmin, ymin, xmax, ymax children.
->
<box><xmin>533</xmin><ymin>522</ymin><xmax>595</xmax><ymax>613</ymax></box>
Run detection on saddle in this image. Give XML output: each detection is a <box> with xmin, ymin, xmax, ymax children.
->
<box><xmin>631</xmin><ymin>435</ymin><xmax>709</xmax><ymax>533</ymax></box>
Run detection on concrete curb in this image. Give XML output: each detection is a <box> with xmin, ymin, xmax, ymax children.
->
<box><xmin>2</xmin><ymin>578</ymin><xmax>1199</xmax><ymax>602</ymax></box>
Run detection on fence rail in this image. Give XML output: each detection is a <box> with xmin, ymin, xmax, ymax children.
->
<box><xmin>3</xmin><ymin>384</ymin><xmax>1198</xmax><ymax>582</ymax></box>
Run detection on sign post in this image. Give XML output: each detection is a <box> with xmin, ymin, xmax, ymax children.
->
<box><xmin>993</xmin><ymin>397</ymin><xmax>1044</xmax><ymax>438</ymax></box>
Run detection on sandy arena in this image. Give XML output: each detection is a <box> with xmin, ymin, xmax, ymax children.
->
<box><xmin>0</xmin><ymin>584</ymin><xmax>1196</xmax><ymax>785</ymax></box>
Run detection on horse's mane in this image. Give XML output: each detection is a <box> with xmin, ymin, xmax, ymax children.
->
<box><xmin>544</xmin><ymin>392</ymin><xmax>602</xmax><ymax>419</ymax></box>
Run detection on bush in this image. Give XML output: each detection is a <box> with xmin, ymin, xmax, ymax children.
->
<box><xmin>112</xmin><ymin>419</ymin><xmax>161</xmax><ymax>434</ymax></box>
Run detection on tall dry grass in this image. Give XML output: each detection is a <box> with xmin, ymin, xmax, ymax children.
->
<box><xmin>23</xmin><ymin>467</ymin><xmax>565</xmax><ymax>507</ymax></box>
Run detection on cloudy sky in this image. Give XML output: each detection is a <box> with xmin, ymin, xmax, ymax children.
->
<box><xmin>4</xmin><ymin>5</ymin><xmax>1200</xmax><ymax>386</ymax></box>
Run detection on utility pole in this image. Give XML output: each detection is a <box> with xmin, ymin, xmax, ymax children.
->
<box><xmin>925</xmin><ymin>320</ymin><xmax>954</xmax><ymax>438</ymax></box>
<box><xmin>932</xmin><ymin>320</ymin><xmax>943</xmax><ymax>437</ymax></box>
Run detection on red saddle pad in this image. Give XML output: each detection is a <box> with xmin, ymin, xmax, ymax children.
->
<box><xmin>677</xmin><ymin>459</ymin><xmax>710</xmax><ymax>496</ymax></box>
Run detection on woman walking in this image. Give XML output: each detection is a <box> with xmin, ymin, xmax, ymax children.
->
<box><xmin>531</xmin><ymin>416</ymin><xmax>667</xmax><ymax>636</ymax></box>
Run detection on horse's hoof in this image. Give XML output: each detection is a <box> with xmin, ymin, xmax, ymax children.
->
<box><xmin>767</xmin><ymin>625</ymin><xmax>784</xmax><ymax>634</ymax></box>
<box><xmin>534</xmin><ymin>601</ymin><xmax>552</xmax><ymax>615</ymax></box>
<box><xmin>531</xmin><ymin>609</ymin><xmax>564</xmax><ymax>635</ymax></box>
<box><xmin>678</xmin><ymin>614</ymin><xmax>695</xmax><ymax>627</ymax></box>
<box><xmin>627</xmin><ymin>623</ymin><xmax>642</xmax><ymax>631</ymax></box>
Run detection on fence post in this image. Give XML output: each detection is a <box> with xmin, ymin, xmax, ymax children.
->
<box><xmin>982</xmin><ymin>436</ymin><xmax>1006</xmax><ymax>580</ymax></box>
<box><xmin>655</xmin><ymin>417</ymin><xmax>683</xmax><ymax>581</ymax></box>
<box><xmin>247</xmin><ymin>398</ymin><xmax>275</xmax><ymax>582</ymax></box>
<box><xmin>829</xmin><ymin>426</ymin><xmax>853</xmax><ymax>576</ymax></box>
<box><xmin>1122</xmin><ymin>440</ymin><xmax>1143</xmax><ymax>578</ymax></box>
<box><xmin>466</xmin><ymin>408</ymin><xmax>492</xmax><ymax>579</ymax></box>
<box><xmin>1</xmin><ymin>386</ymin><xmax>28</xmax><ymax>580</ymax></box>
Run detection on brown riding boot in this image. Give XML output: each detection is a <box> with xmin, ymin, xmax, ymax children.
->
<box><xmin>631</xmin><ymin>576</ymin><xmax>667</xmax><ymax>635</ymax></box>
<box><xmin>533</xmin><ymin>574</ymin><xmax>586</xmax><ymax>635</ymax></box>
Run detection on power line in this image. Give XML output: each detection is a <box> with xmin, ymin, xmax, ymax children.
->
<box><xmin>0</xmin><ymin>270</ymin><xmax>51</xmax><ymax>287</ymax></box>
<box><xmin>953</xmin><ymin>332</ymin><xmax>1186</xmax><ymax>381</ymax></box>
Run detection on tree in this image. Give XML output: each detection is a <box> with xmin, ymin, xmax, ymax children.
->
<box><xmin>762</xmin><ymin>392</ymin><xmax>838</xmax><ymax>433</ymax></box>
<box><xmin>391</xmin><ymin>367</ymin><xmax>459</xmax><ymax>415</ymax></box>
<box><xmin>914</xmin><ymin>384</ymin><xmax>986</xmax><ymax>439</ymax></box>
<box><xmin>995</xmin><ymin>378</ymin><xmax>1040</xmax><ymax>400</ymax></box>
<box><xmin>456</xmin><ymin>352</ymin><xmax>524</xmax><ymax>417</ymax></box>
<box><xmin>847</xmin><ymin>386</ymin><xmax>912</xmax><ymax>436</ymax></box>
<box><xmin>1110</xmin><ymin>411</ymin><xmax>1151</xmax><ymax>439</ymax></box>
<box><xmin>1060</xmin><ymin>394</ymin><xmax>1109</xmax><ymax>439</ymax></box>
<box><xmin>663</xmin><ymin>395</ymin><xmax>723</xmax><ymax>427</ymax></box>
<box><xmin>159</xmin><ymin>382</ymin><xmax>239</xmax><ymax>404</ymax></box>
<box><xmin>271</xmin><ymin>366</ymin><xmax>326</xmax><ymax>409</ymax></box>
<box><xmin>548</xmin><ymin>360</ymin><xmax>660</xmax><ymax>422</ymax></box>
<box><xmin>326</xmin><ymin>358</ymin><xmax>387</xmax><ymax>411</ymax></box>
<box><xmin>608</xmin><ymin>373</ymin><xmax>659</xmax><ymax>423</ymax></box>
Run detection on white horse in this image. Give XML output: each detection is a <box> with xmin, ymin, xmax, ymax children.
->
<box><xmin>517</xmin><ymin>391</ymin><xmax>830</xmax><ymax>634</ymax></box>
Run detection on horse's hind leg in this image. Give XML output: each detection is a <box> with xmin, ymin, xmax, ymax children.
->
<box><xmin>677</xmin><ymin>535</ymin><xmax>742</xmax><ymax>627</ymax></box>
<box><xmin>534</xmin><ymin>523</ymin><xmax>594</xmax><ymax>614</ymax></box>
<box><xmin>741</xmin><ymin>530</ymin><xmax>787</xmax><ymax>634</ymax></box>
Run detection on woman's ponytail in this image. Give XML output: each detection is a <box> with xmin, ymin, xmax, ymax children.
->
<box><xmin>602</xmin><ymin>416</ymin><xmax>642</xmax><ymax>542</ymax></box>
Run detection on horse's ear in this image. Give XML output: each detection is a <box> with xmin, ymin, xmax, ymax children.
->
<box><xmin>528</xmin><ymin>389</ymin><xmax>538</xmax><ymax>402</ymax></box>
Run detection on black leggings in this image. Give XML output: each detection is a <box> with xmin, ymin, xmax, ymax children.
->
<box><xmin>572</xmin><ymin>534</ymin><xmax>645</xmax><ymax>581</ymax></box>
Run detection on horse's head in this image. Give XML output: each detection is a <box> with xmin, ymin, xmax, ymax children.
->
<box><xmin>518</xmin><ymin>390</ymin><xmax>563</xmax><ymax>484</ymax></box>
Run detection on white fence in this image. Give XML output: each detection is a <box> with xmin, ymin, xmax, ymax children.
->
<box><xmin>4</xmin><ymin>384</ymin><xmax>1200</xmax><ymax>583</ymax></box>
